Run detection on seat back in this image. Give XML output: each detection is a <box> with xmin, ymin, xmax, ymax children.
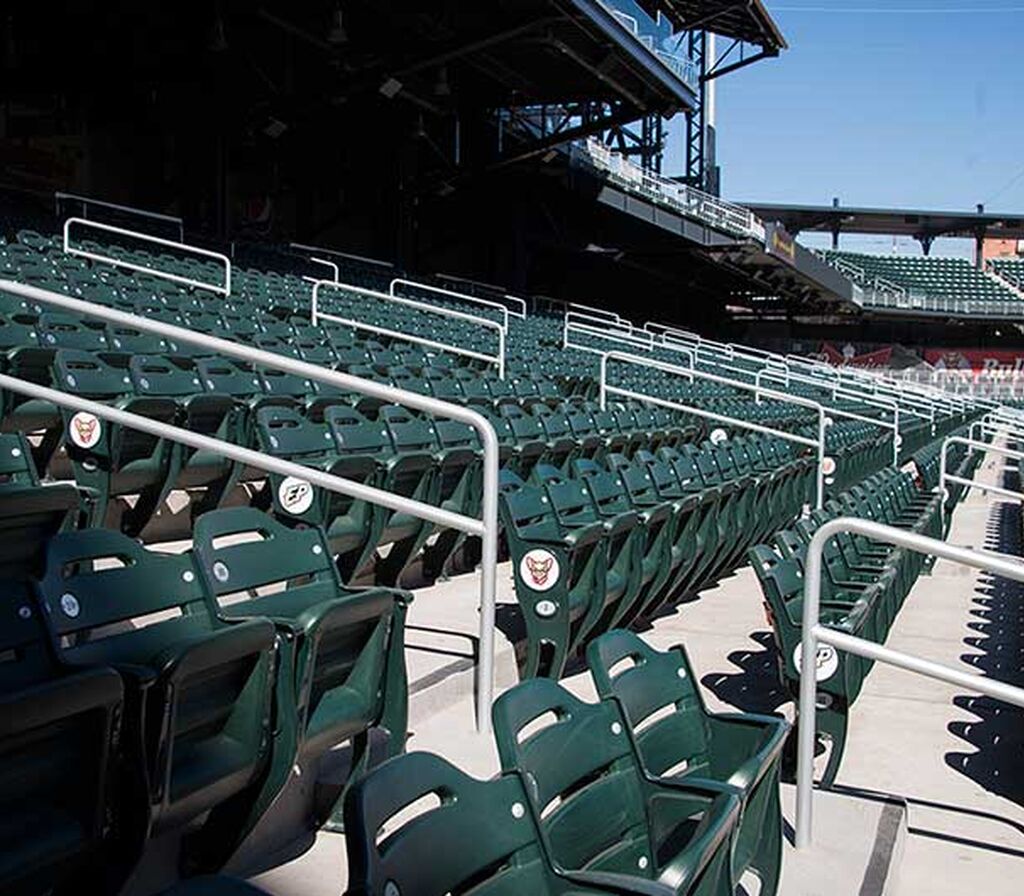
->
<box><xmin>492</xmin><ymin>678</ymin><xmax>654</xmax><ymax>877</ymax></box>
<box><xmin>34</xmin><ymin>529</ymin><xmax>213</xmax><ymax>664</ymax></box>
<box><xmin>192</xmin><ymin>507</ymin><xmax>342</xmax><ymax>619</ymax></box>
<box><xmin>588</xmin><ymin>630</ymin><xmax>711</xmax><ymax>778</ymax></box>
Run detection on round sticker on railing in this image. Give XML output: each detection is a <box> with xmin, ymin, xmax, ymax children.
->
<box><xmin>278</xmin><ymin>476</ymin><xmax>314</xmax><ymax>515</ymax></box>
<box><xmin>792</xmin><ymin>643</ymin><xmax>839</xmax><ymax>682</ymax></box>
<box><xmin>520</xmin><ymin>549</ymin><xmax>560</xmax><ymax>592</ymax></box>
<box><xmin>69</xmin><ymin>412</ymin><xmax>102</xmax><ymax>450</ymax></box>
<box><xmin>822</xmin><ymin>456</ymin><xmax>837</xmax><ymax>476</ymax></box>
<box><xmin>710</xmin><ymin>428</ymin><xmax>728</xmax><ymax>445</ymax></box>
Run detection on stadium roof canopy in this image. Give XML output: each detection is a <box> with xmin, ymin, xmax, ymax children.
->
<box><xmin>745</xmin><ymin>201</ymin><xmax>1024</xmax><ymax>248</ymax></box>
<box><xmin>638</xmin><ymin>0</ymin><xmax>787</xmax><ymax>53</ymax></box>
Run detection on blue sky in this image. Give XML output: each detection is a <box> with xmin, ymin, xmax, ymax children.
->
<box><xmin>663</xmin><ymin>2</ymin><xmax>1024</xmax><ymax>255</ymax></box>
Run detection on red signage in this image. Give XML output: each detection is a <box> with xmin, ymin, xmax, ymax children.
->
<box><xmin>923</xmin><ymin>348</ymin><xmax>1024</xmax><ymax>372</ymax></box>
<box><xmin>818</xmin><ymin>343</ymin><xmax>893</xmax><ymax>368</ymax></box>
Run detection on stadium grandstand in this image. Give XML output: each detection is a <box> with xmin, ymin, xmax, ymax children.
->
<box><xmin>0</xmin><ymin>3</ymin><xmax>1021</xmax><ymax>896</ymax></box>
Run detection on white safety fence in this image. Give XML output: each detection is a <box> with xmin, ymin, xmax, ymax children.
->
<box><xmin>63</xmin><ymin>218</ymin><xmax>232</xmax><ymax>296</ymax></box>
<box><xmin>312</xmin><ymin>280</ymin><xmax>507</xmax><ymax>379</ymax></box>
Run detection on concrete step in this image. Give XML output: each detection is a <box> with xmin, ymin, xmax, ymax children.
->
<box><xmin>780</xmin><ymin>785</ymin><xmax>906</xmax><ymax>896</ymax></box>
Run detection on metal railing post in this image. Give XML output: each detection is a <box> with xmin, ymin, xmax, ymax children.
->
<box><xmin>796</xmin><ymin>517</ymin><xmax>1024</xmax><ymax>849</ymax></box>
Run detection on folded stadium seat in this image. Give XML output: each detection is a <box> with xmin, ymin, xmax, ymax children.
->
<box><xmin>343</xmin><ymin>751</ymin><xmax>680</xmax><ymax>896</ymax></box>
<box><xmin>492</xmin><ymin>678</ymin><xmax>740</xmax><ymax>896</ymax></box>
<box><xmin>255</xmin><ymin>365</ymin><xmax>317</xmax><ymax>405</ymax></box>
<box><xmin>655</xmin><ymin>447</ymin><xmax>734</xmax><ymax>590</ymax></box>
<box><xmin>105</xmin><ymin>322</ymin><xmax>171</xmax><ymax>355</ymax></box>
<box><xmin>0</xmin><ymin>590</ymin><xmax>125</xmax><ymax>896</ymax></box>
<box><xmin>382</xmin><ymin>364</ymin><xmax>431</xmax><ymax>396</ymax></box>
<box><xmin>190</xmin><ymin>508</ymin><xmax>410</xmax><ymax>846</ymax></box>
<box><xmin>565</xmin><ymin>405</ymin><xmax>604</xmax><ymax>457</ymax></box>
<box><xmin>570</xmin><ymin>458</ymin><xmax>674</xmax><ymax>627</ymax></box>
<box><xmin>128</xmin><ymin>355</ymin><xmax>248</xmax><ymax>522</ymax></box>
<box><xmin>325</xmin><ymin>405</ymin><xmax>437</xmax><ymax>586</ymax></box>
<box><xmin>498</xmin><ymin>404</ymin><xmax>549</xmax><ymax>476</ymax></box>
<box><xmin>0</xmin><ymin>432</ymin><xmax>82</xmax><ymax>580</ymax></box>
<box><xmin>196</xmin><ymin>358</ymin><xmax>263</xmax><ymax>401</ymax></box>
<box><xmin>589</xmin><ymin>406</ymin><xmax>631</xmax><ymax>455</ymax></box>
<box><xmin>531</xmin><ymin>404</ymin><xmax>582</xmax><ymax>468</ymax></box>
<box><xmin>499</xmin><ymin>471</ymin><xmax>609</xmax><ymax>678</ymax></box>
<box><xmin>378</xmin><ymin>404</ymin><xmax>480</xmax><ymax>579</ymax></box>
<box><xmin>588</xmin><ymin>630</ymin><xmax>789</xmax><ymax>896</ymax></box>
<box><xmin>610</xmin><ymin>405</ymin><xmax>659</xmax><ymax>456</ymax></box>
<box><xmin>251</xmin><ymin>336</ymin><xmax>302</xmax><ymax>360</ymax></box>
<box><xmin>628</xmin><ymin>449</ymin><xmax>722</xmax><ymax>609</ymax></box>
<box><xmin>533</xmin><ymin>463</ymin><xmax>645</xmax><ymax>638</ymax></box>
<box><xmin>605</xmin><ymin>451</ymin><xmax>705</xmax><ymax>613</ymax></box>
<box><xmin>252</xmin><ymin>405</ymin><xmax>379</xmax><ymax>580</ymax></box>
<box><xmin>49</xmin><ymin>349</ymin><xmax>181</xmax><ymax>534</ymax></box>
<box><xmin>33</xmin><ymin>531</ymin><xmax>277</xmax><ymax>854</ymax></box>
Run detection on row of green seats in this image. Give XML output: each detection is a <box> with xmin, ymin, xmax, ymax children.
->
<box><xmin>344</xmin><ymin>629</ymin><xmax>789</xmax><ymax>896</ymax></box>
<box><xmin>748</xmin><ymin>443</ymin><xmax>979</xmax><ymax>784</ymax></box>
<box><xmin>501</xmin><ymin>433</ymin><xmax>815</xmax><ymax>677</ymax></box>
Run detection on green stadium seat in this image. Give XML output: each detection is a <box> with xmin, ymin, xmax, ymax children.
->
<box><xmin>191</xmin><ymin>508</ymin><xmax>410</xmax><ymax>838</ymax></box>
<box><xmin>588</xmin><ymin>630</ymin><xmax>789</xmax><ymax>896</ymax></box>
<box><xmin>343</xmin><ymin>751</ymin><xmax>682</xmax><ymax>896</ymax></box>
<box><xmin>492</xmin><ymin>678</ymin><xmax>740</xmax><ymax>896</ymax></box>
<box><xmin>33</xmin><ymin>530</ymin><xmax>277</xmax><ymax>841</ymax></box>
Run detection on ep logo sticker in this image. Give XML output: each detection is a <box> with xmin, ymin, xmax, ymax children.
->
<box><xmin>520</xmin><ymin>549</ymin><xmax>560</xmax><ymax>592</ymax></box>
<box><xmin>69</xmin><ymin>412</ymin><xmax>102</xmax><ymax>449</ymax></box>
<box><xmin>278</xmin><ymin>476</ymin><xmax>314</xmax><ymax>515</ymax></box>
<box><xmin>792</xmin><ymin>643</ymin><xmax>839</xmax><ymax>682</ymax></box>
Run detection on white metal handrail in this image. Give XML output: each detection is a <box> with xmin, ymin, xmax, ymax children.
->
<box><xmin>796</xmin><ymin>517</ymin><xmax>1024</xmax><ymax>849</ymax></box>
<box><xmin>390</xmin><ymin>278</ymin><xmax>512</xmax><ymax>329</ymax></box>
<box><xmin>574</xmin><ymin>139</ymin><xmax>765</xmax><ymax>240</ymax></box>
<box><xmin>311</xmin><ymin>280</ymin><xmax>507</xmax><ymax>379</ymax></box>
<box><xmin>55</xmin><ymin>193</ymin><xmax>185</xmax><ymax>241</ymax></box>
<box><xmin>752</xmin><ymin>369</ymin><xmax>904</xmax><ymax>462</ymax></box>
<box><xmin>570</xmin><ymin>302</ymin><xmax>622</xmax><ymax>324</ymax></box>
<box><xmin>63</xmin><ymin>218</ymin><xmax>232</xmax><ymax>296</ymax></box>
<box><xmin>939</xmin><ymin>436</ymin><xmax>1024</xmax><ymax>509</ymax></box>
<box><xmin>563</xmin><ymin>315</ymin><xmax>656</xmax><ymax>355</ymax></box>
<box><xmin>599</xmin><ymin>350</ymin><xmax>829</xmax><ymax>508</ymax></box>
<box><xmin>289</xmin><ymin>242</ymin><xmax>395</xmax><ymax>270</ymax></box>
<box><xmin>309</xmin><ymin>257</ymin><xmax>340</xmax><ymax>283</ymax></box>
<box><xmin>0</xmin><ymin>279</ymin><xmax>501</xmax><ymax>733</ymax></box>
<box><xmin>503</xmin><ymin>294</ymin><xmax>529</xmax><ymax>318</ymax></box>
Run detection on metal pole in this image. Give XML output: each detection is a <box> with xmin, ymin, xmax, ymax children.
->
<box><xmin>796</xmin><ymin>516</ymin><xmax>1024</xmax><ymax>849</ymax></box>
<box><xmin>0</xmin><ymin>279</ymin><xmax>501</xmax><ymax>733</ymax></box>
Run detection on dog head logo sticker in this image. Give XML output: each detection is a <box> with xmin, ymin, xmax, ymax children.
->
<box><xmin>520</xmin><ymin>549</ymin><xmax>559</xmax><ymax>592</ymax></box>
<box><xmin>278</xmin><ymin>476</ymin><xmax>314</xmax><ymax>515</ymax></box>
<box><xmin>69</xmin><ymin>412</ymin><xmax>102</xmax><ymax>450</ymax></box>
<box><xmin>792</xmin><ymin>642</ymin><xmax>839</xmax><ymax>682</ymax></box>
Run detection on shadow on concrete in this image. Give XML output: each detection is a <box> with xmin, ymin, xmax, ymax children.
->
<box><xmin>945</xmin><ymin>469</ymin><xmax>1024</xmax><ymax>807</ymax></box>
<box><xmin>701</xmin><ymin>629</ymin><xmax>791</xmax><ymax>715</ymax></box>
